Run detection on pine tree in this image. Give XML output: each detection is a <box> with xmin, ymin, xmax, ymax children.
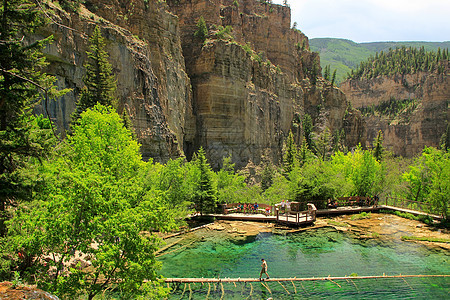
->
<box><xmin>73</xmin><ymin>26</ymin><xmax>116</xmax><ymax>121</ymax></box>
<box><xmin>261</xmin><ymin>163</ymin><xmax>274</xmax><ymax>191</ymax></box>
<box><xmin>302</xmin><ymin>114</ymin><xmax>314</xmax><ymax>150</ymax></box>
<box><xmin>194</xmin><ymin>147</ymin><xmax>217</xmax><ymax>214</ymax></box>
<box><xmin>0</xmin><ymin>0</ymin><xmax>65</xmax><ymax>236</ymax></box>
<box><xmin>439</xmin><ymin>123</ymin><xmax>450</xmax><ymax>152</ymax></box>
<box><xmin>323</xmin><ymin>65</ymin><xmax>330</xmax><ymax>81</ymax></box>
<box><xmin>373</xmin><ymin>130</ymin><xmax>384</xmax><ymax>162</ymax></box>
<box><xmin>331</xmin><ymin>69</ymin><xmax>337</xmax><ymax>86</ymax></box>
<box><xmin>121</xmin><ymin>109</ymin><xmax>135</xmax><ymax>139</ymax></box>
<box><xmin>283</xmin><ymin>130</ymin><xmax>297</xmax><ymax>175</ymax></box>
<box><xmin>194</xmin><ymin>16</ymin><xmax>208</xmax><ymax>43</ymax></box>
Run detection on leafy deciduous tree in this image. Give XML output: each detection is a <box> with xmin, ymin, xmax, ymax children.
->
<box><xmin>6</xmin><ymin>105</ymin><xmax>174</xmax><ymax>299</ymax></box>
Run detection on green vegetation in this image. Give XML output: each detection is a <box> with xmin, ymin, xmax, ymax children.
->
<box><xmin>213</xmin><ymin>25</ymin><xmax>234</xmax><ymax>41</ymax></box>
<box><xmin>194</xmin><ymin>16</ymin><xmax>208</xmax><ymax>43</ymax></box>
<box><xmin>348</xmin><ymin>46</ymin><xmax>449</xmax><ymax>80</ymax></box>
<box><xmin>310</xmin><ymin>38</ymin><xmax>450</xmax><ymax>85</ymax></box>
<box><xmin>380</xmin><ymin>210</ymin><xmax>434</xmax><ymax>225</ymax></box>
<box><xmin>73</xmin><ymin>26</ymin><xmax>117</xmax><ymax>122</ymax></box>
<box><xmin>327</xmin><ymin>220</ymin><xmax>349</xmax><ymax>227</ymax></box>
<box><xmin>401</xmin><ymin>236</ymin><xmax>450</xmax><ymax>243</ymax></box>
<box><xmin>402</xmin><ymin>147</ymin><xmax>449</xmax><ymax>219</ymax></box>
<box><xmin>1</xmin><ymin>3</ymin><xmax>449</xmax><ymax>297</ymax></box>
<box><xmin>0</xmin><ymin>0</ymin><xmax>68</xmax><ymax>237</ymax></box>
<box><xmin>358</xmin><ymin>98</ymin><xmax>418</xmax><ymax>118</ymax></box>
<box><xmin>351</xmin><ymin>212</ymin><xmax>371</xmax><ymax>220</ymax></box>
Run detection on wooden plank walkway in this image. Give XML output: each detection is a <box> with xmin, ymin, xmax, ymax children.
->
<box><xmin>379</xmin><ymin>205</ymin><xmax>443</xmax><ymax>220</ymax></box>
<box><xmin>209</xmin><ymin>213</ymin><xmax>276</xmax><ymax>222</ymax></box>
<box><xmin>206</xmin><ymin>204</ymin><xmax>441</xmax><ymax>226</ymax></box>
<box><xmin>317</xmin><ymin>205</ymin><xmax>380</xmax><ymax>216</ymax></box>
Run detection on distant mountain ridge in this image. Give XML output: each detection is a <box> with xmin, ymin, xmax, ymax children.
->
<box><xmin>310</xmin><ymin>38</ymin><xmax>450</xmax><ymax>85</ymax></box>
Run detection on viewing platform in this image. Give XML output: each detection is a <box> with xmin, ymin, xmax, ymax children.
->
<box><xmin>211</xmin><ymin>203</ymin><xmax>317</xmax><ymax>227</ymax></box>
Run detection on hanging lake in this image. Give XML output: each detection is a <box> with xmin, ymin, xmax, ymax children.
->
<box><xmin>158</xmin><ymin>215</ymin><xmax>449</xmax><ymax>299</ymax></box>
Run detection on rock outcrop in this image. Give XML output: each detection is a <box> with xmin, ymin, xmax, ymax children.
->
<box><xmin>0</xmin><ymin>282</ymin><xmax>59</xmax><ymax>300</ymax></box>
<box><xmin>341</xmin><ymin>67</ymin><xmax>449</xmax><ymax>156</ymax></box>
<box><xmin>35</xmin><ymin>0</ymin><xmax>363</xmax><ymax>167</ymax></box>
<box><xmin>35</xmin><ymin>0</ymin><xmax>191</xmax><ymax>161</ymax></box>
<box><xmin>166</xmin><ymin>0</ymin><xmax>362</xmax><ymax>167</ymax></box>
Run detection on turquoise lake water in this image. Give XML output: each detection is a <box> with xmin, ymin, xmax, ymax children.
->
<box><xmin>159</xmin><ymin>226</ymin><xmax>449</xmax><ymax>299</ymax></box>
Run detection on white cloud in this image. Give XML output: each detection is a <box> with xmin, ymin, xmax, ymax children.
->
<box><xmin>272</xmin><ymin>0</ymin><xmax>450</xmax><ymax>42</ymax></box>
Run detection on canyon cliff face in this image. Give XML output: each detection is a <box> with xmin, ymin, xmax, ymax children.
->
<box><xmin>341</xmin><ymin>67</ymin><xmax>449</xmax><ymax>157</ymax></box>
<box><xmin>35</xmin><ymin>0</ymin><xmax>190</xmax><ymax>161</ymax></box>
<box><xmin>36</xmin><ymin>0</ymin><xmax>363</xmax><ymax>167</ymax></box>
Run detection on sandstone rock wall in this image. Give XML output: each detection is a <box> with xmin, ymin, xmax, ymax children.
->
<box><xmin>167</xmin><ymin>0</ymin><xmax>361</xmax><ymax>167</ymax></box>
<box><xmin>341</xmin><ymin>68</ymin><xmax>449</xmax><ymax>156</ymax></box>
<box><xmin>34</xmin><ymin>0</ymin><xmax>363</xmax><ymax>167</ymax></box>
<box><xmin>34</xmin><ymin>1</ymin><xmax>191</xmax><ymax>161</ymax></box>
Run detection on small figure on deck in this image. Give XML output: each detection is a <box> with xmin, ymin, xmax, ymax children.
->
<box><xmin>254</xmin><ymin>202</ymin><xmax>259</xmax><ymax>213</ymax></box>
<box><xmin>327</xmin><ymin>198</ymin><xmax>337</xmax><ymax>209</ymax></box>
<box><xmin>259</xmin><ymin>258</ymin><xmax>270</xmax><ymax>280</ymax></box>
<box><xmin>281</xmin><ymin>200</ymin><xmax>286</xmax><ymax>213</ymax></box>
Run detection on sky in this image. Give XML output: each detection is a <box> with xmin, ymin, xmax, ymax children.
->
<box><xmin>272</xmin><ymin>0</ymin><xmax>450</xmax><ymax>43</ymax></box>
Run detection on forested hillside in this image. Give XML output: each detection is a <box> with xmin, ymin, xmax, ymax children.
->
<box><xmin>341</xmin><ymin>46</ymin><xmax>449</xmax><ymax>157</ymax></box>
<box><xmin>310</xmin><ymin>38</ymin><xmax>450</xmax><ymax>84</ymax></box>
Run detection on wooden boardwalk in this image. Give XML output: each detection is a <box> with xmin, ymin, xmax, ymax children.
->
<box><xmin>207</xmin><ymin>203</ymin><xmax>442</xmax><ymax>226</ymax></box>
<box><xmin>211</xmin><ymin>204</ymin><xmax>317</xmax><ymax>227</ymax></box>
<box><xmin>316</xmin><ymin>205</ymin><xmax>380</xmax><ymax>216</ymax></box>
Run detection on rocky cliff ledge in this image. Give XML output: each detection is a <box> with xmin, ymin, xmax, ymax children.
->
<box><xmin>341</xmin><ymin>67</ymin><xmax>449</xmax><ymax>157</ymax></box>
<box><xmin>36</xmin><ymin>0</ymin><xmax>363</xmax><ymax>167</ymax></box>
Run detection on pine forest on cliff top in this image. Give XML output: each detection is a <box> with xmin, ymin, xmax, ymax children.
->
<box><xmin>0</xmin><ymin>0</ymin><xmax>449</xmax><ymax>299</ymax></box>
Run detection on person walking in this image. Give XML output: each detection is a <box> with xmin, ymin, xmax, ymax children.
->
<box><xmin>259</xmin><ymin>258</ymin><xmax>270</xmax><ymax>280</ymax></box>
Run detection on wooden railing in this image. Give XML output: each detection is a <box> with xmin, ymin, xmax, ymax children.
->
<box><xmin>384</xmin><ymin>197</ymin><xmax>436</xmax><ymax>215</ymax></box>
<box><xmin>276</xmin><ymin>203</ymin><xmax>316</xmax><ymax>226</ymax></box>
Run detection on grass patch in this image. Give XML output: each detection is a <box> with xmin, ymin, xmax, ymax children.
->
<box><xmin>351</xmin><ymin>212</ymin><xmax>371</xmax><ymax>220</ymax></box>
<box><xmin>328</xmin><ymin>220</ymin><xmax>349</xmax><ymax>227</ymax></box>
<box><xmin>401</xmin><ymin>236</ymin><xmax>450</xmax><ymax>243</ymax></box>
<box><xmin>379</xmin><ymin>209</ymin><xmax>434</xmax><ymax>225</ymax></box>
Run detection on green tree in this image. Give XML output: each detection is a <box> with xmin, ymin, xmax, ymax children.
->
<box><xmin>144</xmin><ymin>158</ymin><xmax>195</xmax><ymax>218</ymax></box>
<box><xmin>302</xmin><ymin>114</ymin><xmax>314</xmax><ymax>150</ymax></box>
<box><xmin>194</xmin><ymin>16</ymin><xmax>208</xmax><ymax>43</ymax></box>
<box><xmin>215</xmin><ymin>156</ymin><xmax>247</xmax><ymax>204</ymax></box>
<box><xmin>439</xmin><ymin>123</ymin><xmax>449</xmax><ymax>152</ymax></box>
<box><xmin>5</xmin><ymin>105</ymin><xmax>174</xmax><ymax>298</ymax></box>
<box><xmin>331</xmin><ymin>69</ymin><xmax>337</xmax><ymax>86</ymax></box>
<box><xmin>283</xmin><ymin>130</ymin><xmax>297</xmax><ymax>175</ymax></box>
<box><xmin>314</xmin><ymin>127</ymin><xmax>333</xmax><ymax>161</ymax></box>
<box><xmin>289</xmin><ymin>158</ymin><xmax>349</xmax><ymax>210</ymax></box>
<box><xmin>323</xmin><ymin>65</ymin><xmax>330</xmax><ymax>81</ymax></box>
<box><xmin>402</xmin><ymin>147</ymin><xmax>449</xmax><ymax>219</ymax></box>
<box><xmin>331</xmin><ymin>147</ymin><xmax>384</xmax><ymax>197</ymax></box>
<box><xmin>0</xmin><ymin>0</ymin><xmax>66</xmax><ymax>237</ymax></box>
<box><xmin>261</xmin><ymin>163</ymin><xmax>274</xmax><ymax>191</ymax></box>
<box><xmin>373</xmin><ymin>130</ymin><xmax>384</xmax><ymax>162</ymax></box>
<box><xmin>73</xmin><ymin>26</ymin><xmax>117</xmax><ymax>121</ymax></box>
<box><xmin>193</xmin><ymin>147</ymin><xmax>217</xmax><ymax>214</ymax></box>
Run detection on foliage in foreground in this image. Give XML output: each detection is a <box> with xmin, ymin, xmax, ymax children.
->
<box><xmin>5</xmin><ymin>106</ymin><xmax>175</xmax><ymax>299</ymax></box>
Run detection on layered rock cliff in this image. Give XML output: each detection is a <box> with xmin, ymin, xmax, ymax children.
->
<box><xmin>341</xmin><ymin>67</ymin><xmax>449</xmax><ymax>156</ymax></box>
<box><xmin>36</xmin><ymin>0</ymin><xmax>363</xmax><ymax>167</ymax></box>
